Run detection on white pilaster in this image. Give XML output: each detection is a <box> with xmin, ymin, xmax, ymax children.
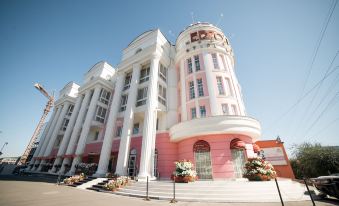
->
<box><xmin>53</xmin><ymin>96</ymin><xmax>83</xmax><ymax>173</ymax></box>
<box><xmin>203</xmin><ymin>52</ymin><xmax>218</xmax><ymax>116</ymax></box>
<box><xmin>68</xmin><ymin>86</ymin><xmax>101</xmax><ymax>175</ymax></box>
<box><xmin>166</xmin><ymin>63</ymin><xmax>178</xmax><ymax>127</ymax></box>
<box><xmin>115</xmin><ymin>64</ymin><xmax>141</xmax><ymax>176</ymax></box>
<box><xmin>138</xmin><ymin>54</ymin><xmax>160</xmax><ymax>180</ymax></box>
<box><xmin>180</xmin><ymin>59</ymin><xmax>187</xmax><ymax>121</ymax></box>
<box><xmin>94</xmin><ymin>74</ymin><xmax>125</xmax><ymax>177</ymax></box>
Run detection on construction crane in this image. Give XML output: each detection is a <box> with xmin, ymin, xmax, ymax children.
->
<box><xmin>18</xmin><ymin>83</ymin><xmax>54</xmax><ymax>165</ymax></box>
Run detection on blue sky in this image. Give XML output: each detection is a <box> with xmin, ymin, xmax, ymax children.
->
<box><xmin>0</xmin><ymin>0</ymin><xmax>338</xmax><ymax>157</ymax></box>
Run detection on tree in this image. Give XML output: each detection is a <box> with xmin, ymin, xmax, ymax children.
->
<box><xmin>290</xmin><ymin>142</ymin><xmax>339</xmax><ymax>179</ymax></box>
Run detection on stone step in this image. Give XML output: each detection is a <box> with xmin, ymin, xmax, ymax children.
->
<box><xmin>108</xmin><ymin>180</ymin><xmax>310</xmax><ymax>202</ymax></box>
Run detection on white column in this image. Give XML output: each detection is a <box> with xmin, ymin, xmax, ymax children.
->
<box><xmin>52</xmin><ymin>96</ymin><xmax>82</xmax><ymax>173</ymax></box>
<box><xmin>225</xmin><ymin>55</ymin><xmax>246</xmax><ymax>115</ymax></box>
<box><xmin>62</xmin><ymin>91</ymin><xmax>90</xmax><ymax>175</ymax></box>
<box><xmin>29</xmin><ymin>109</ymin><xmax>57</xmax><ymax>170</ymax></box>
<box><xmin>203</xmin><ymin>52</ymin><xmax>218</xmax><ymax>116</ymax></box>
<box><xmin>68</xmin><ymin>86</ymin><xmax>101</xmax><ymax>175</ymax></box>
<box><xmin>138</xmin><ymin>54</ymin><xmax>160</xmax><ymax>180</ymax></box>
<box><xmin>115</xmin><ymin>64</ymin><xmax>141</xmax><ymax>176</ymax></box>
<box><xmin>180</xmin><ymin>59</ymin><xmax>187</xmax><ymax>121</ymax></box>
<box><xmin>37</xmin><ymin>106</ymin><xmax>63</xmax><ymax>171</ymax></box>
<box><xmin>166</xmin><ymin>64</ymin><xmax>178</xmax><ymax>127</ymax></box>
<box><xmin>43</xmin><ymin>102</ymin><xmax>70</xmax><ymax>173</ymax></box>
<box><xmin>94</xmin><ymin>74</ymin><xmax>125</xmax><ymax>177</ymax></box>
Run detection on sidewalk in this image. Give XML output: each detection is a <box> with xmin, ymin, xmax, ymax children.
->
<box><xmin>0</xmin><ymin>175</ymin><xmax>338</xmax><ymax>206</ymax></box>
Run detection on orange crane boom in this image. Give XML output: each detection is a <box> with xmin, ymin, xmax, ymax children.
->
<box><xmin>18</xmin><ymin>83</ymin><xmax>54</xmax><ymax>165</ymax></box>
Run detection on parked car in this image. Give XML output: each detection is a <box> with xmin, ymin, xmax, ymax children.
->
<box><xmin>311</xmin><ymin>173</ymin><xmax>339</xmax><ymax>199</ymax></box>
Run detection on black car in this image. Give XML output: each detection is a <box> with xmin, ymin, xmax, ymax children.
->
<box><xmin>311</xmin><ymin>174</ymin><xmax>339</xmax><ymax>199</ymax></box>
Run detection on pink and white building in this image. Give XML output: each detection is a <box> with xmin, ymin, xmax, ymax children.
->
<box><xmin>28</xmin><ymin>22</ymin><xmax>261</xmax><ymax>180</ymax></box>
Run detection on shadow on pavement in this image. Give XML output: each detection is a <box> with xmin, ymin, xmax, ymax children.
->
<box><xmin>0</xmin><ymin>174</ymin><xmax>60</xmax><ymax>184</ymax></box>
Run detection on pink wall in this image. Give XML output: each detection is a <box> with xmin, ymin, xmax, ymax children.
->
<box><xmin>155</xmin><ymin>132</ymin><xmax>178</xmax><ymax>179</ymax></box>
<box><xmin>177</xmin><ymin>134</ymin><xmax>254</xmax><ymax>179</ymax></box>
<box><xmin>83</xmin><ymin>142</ymin><xmax>103</xmax><ymax>156</ymax></box>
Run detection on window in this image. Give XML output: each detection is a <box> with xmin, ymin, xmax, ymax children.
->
<box><xmin>123</xmin><ymin>73</ymin><xmax>132</xmax><ymax>90</ymax></box>
<box><xmin>61</xmin><ymin>119</ymin><xmax>69</xmax><ymax>131</ymax></box>
<box><xmin>197</xmin><ymin>78</ymin><xmax>204</xmax><ymax>97</ymax></box>
<box><xmin>99</xmin><ymin>88</ymin><xmax>111</xmax><ymax>105</ymax></box>
<box><xmin>93</xmin><ymin>131</ymin><xmax>99</xmax><ymax>141</ymax></box>
<box><xmin>222</xmin><ymin>104</ymin><xmax>229</xmax><ymax>115</ymax></box>
<box><xmin>211</xmin><ymin>53</ymin><xmax>219</xmax><ymax>69</ymax></box>
<box><xmin>158</xmin><ymin>84</ymin><xmax>166</xmax><ymax>105</ymax></box>
<box><xmin>225</xmin><ymin>78</ymin><xmax>233</xmax><ymax>96</ymax></box>
<box><xmin>67</xmin><ymin>105</ymin><xmax>74</xmax><ymax>116</ymax></box>
<box><xmin>220</xmin><ymin>54</ymin><xmax>227</xmax><ymax>71</ymax></box>
<box><xmin>159</xmin><ymin>64</ymin><xmax>167</xmax><ymax>82</ymax></box>
<box><xmin>140</xmin><ymin>66</ymin><xmax>150</xmax><ymax>83</ymax></box>
<box><xmin>116</xmin><ymin>126</ymin><xmax>122</xmax><ymax>137</ymax></box>
<box><xmin>187</xmin><ymin>58</ymin><xmax>193</xmax><ymax>74</ymax></box>
<box><xmin>194</xmin><ymin>55</ymin><xmax>200</xmax><ymax>71</ymax></box>
<box><xmin>136</xmin><ymin>87</ymin><xmax>148</xmax><ymax>106</ymax></box>
<box><xmin>231</xmin><ymin>105</ymin><xmax>238</xmax><ymax>115</ymax></box>
<box><xmin>216</xmin><ymin>77</ymin><xmax>225</xmax><ymax>95</ymax></box>
<box><xmin>120</xmin><ymin>95</ymin><xmax>128</xmax><ymax>111</ymax></box>
<box><xmin>133</xmin><ymin>123</ymin><xmax>139</xmax><ymax>134</ymax></box>
<box><xmin>191</xmin><ymin>107</ymin><xmax>197</xmax><ymax>119</ymax></box>
<box><xmin>200</xmin><ymin>106</ymin><xmax>206</xmax><ymax>117</ymax></box>
<box><xmin>95</xmin><ymin>106</ymin><xmax>107</xmax><ymax>123</ymax></box>
<box><xmin>189</xmin><ymin>81</ymin><xmax>195</xmax><ymax>99</ymax></box>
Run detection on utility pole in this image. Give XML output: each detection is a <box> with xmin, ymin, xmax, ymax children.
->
<box><xmin>18</xmin><ymin>83</ymin><xmax>54</xmax><ymax>165</ymax></box>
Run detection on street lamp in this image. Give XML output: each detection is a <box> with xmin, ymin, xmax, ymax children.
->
<box><xmin>0</xmin><ymin>142</ymin><xmax>8</xmax><ymax>156</ymax></box>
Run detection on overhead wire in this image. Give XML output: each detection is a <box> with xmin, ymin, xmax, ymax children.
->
<box><xmin>297</xmin><ymin>0</ymin><xmax>337</xmax><ymax>98</ymax></box>
<box><xmin>293</xmin><ymin>51</ymin><xmax>339</xmax><ymax>136</ymax></box>
<box><xmin>304</xmin><ymin>92</ymin><xmax>339</xmax><ymax>139</ymax></box>
<box><xmin>267</xmin><ymin>66</ymin><xmax>339</xmax><ymax>133</ymax></box>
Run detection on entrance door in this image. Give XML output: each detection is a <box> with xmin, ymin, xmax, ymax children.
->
<box><xmin>127</xmin><ymin>149</ymin><xmax>137</xmax><ymax>177</ymax></box>
<box><xmin>231</xmin><ymin>149</ymin><xmax>246</xmax><ymax>178</ymax></box>
<box><xmin>194</xmin><ymin>140</ymin><xmax>212</xmax><ymax>179</ymax></box>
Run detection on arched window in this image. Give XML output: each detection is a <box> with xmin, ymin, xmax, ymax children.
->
<box><xmin>193</xmin><ymin>140</ymin><xmax>212</xmax><ymax>179</ymax></box>
<box><xmin>230</xmin><ymin>139</ymin><xmax>246</xmax><ymax>178</ymax></box>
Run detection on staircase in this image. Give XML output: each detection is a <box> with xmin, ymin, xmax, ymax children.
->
<box><xmin>109</xmin><ymin>179</ymin><xmax>311</xmax><ymax>202</ymax></box>
<box><xmin>68</xmin><ymin>176</ymin><xmax>97</xmax><ymax>187</ymax></box>
<box><xmin>87</xmin><ymin>178</ymin><xmax>110</xmax><ymax>191</ymax></box>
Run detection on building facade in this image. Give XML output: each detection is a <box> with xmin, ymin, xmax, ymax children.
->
<box><xmin>28</xmin><ymin>22</ymin><xmax>261</xmax><ymax>180</ymax></box>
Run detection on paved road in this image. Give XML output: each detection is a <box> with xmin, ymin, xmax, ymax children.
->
<box><xmin>0</xmin><ymin>175</ymin><xmax>338</xmax><ymax>206</ymax></box>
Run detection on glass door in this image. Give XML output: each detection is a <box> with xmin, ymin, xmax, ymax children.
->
<box><xmin>231</xmin><ymin>149</ymin><xmax>246</xmax><ymax>178</ymax></box>
<box><xmin>194</xmin><ymin>140</ymin><xmax>212</xmax><ymax>180</ymax></box>
<box><xmin>128</xmin><ymin>155</ymin><xmax>136</xmax><ymax>176</ymax></box>
<box><xmin>194</xmin><ymin>151</ymin><xmax>213</xmax><ymax>179</ymax></box>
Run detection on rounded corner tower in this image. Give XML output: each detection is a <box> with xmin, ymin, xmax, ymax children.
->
<box><xmin>170</xmin><ymin>22</ymin><xmax>261</xmax><ymax>179</ymax></box>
